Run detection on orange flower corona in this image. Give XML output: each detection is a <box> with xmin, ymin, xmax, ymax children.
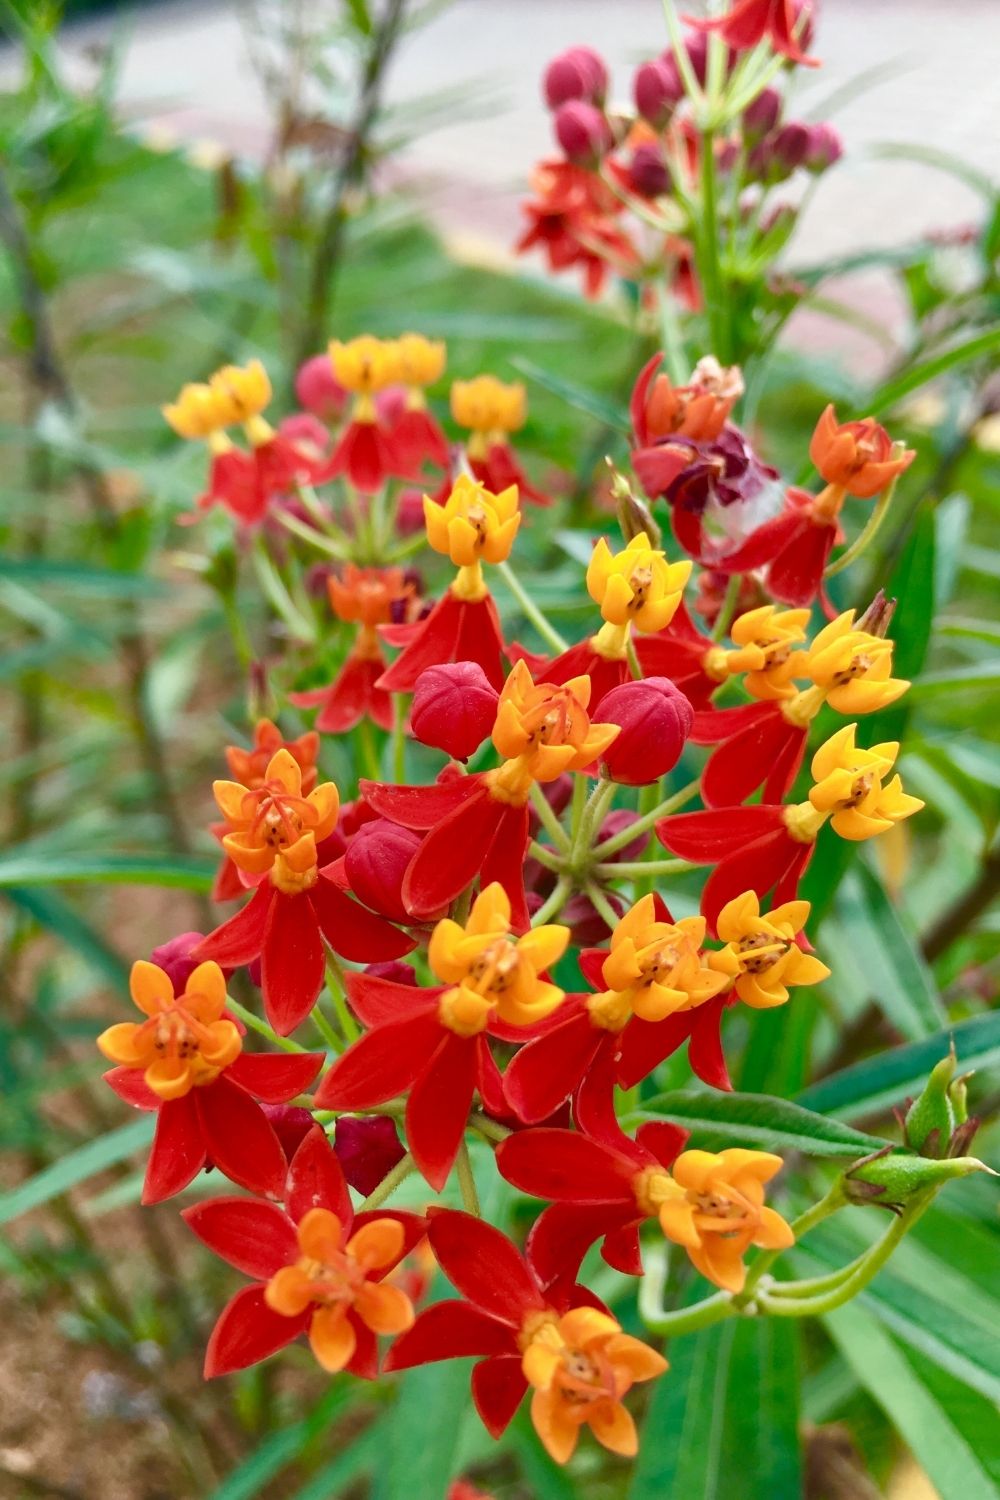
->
<box><xmin>213</xmin><ymin>747</ymin><xmax>340</xmax><ymax>892</ymax></box>
<box><xmin>97</xmin><ymin>960</ymin><xmax>240</xmax><ymax>1101</ymax></box>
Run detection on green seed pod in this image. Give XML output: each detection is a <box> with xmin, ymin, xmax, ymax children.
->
<box><xmin>846</xmin><ymin>1149</ymin><xmax>993</xmax><ymax>1210</ymax></box>
<box><xmin>904</xmin><ymin>1052</ymin><xmax>957</xmax><ymax>1158</ymax></box>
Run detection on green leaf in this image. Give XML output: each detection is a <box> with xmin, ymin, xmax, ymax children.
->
<box><xmin>820</xmin><ymin>1300</ymin><xmax>998</xmax><ymax>1500</ymax></box>
<box><xmin>833</xmin><ymin>863</ymin><xmax>946</xmax><ymax>1040</ymax></box>
<box><xmin>2</xmin><ymin>885</ymin><xmax>129</xmax><ymax>990</ymax></box>
<box><xmin>504</xmin><ymin>1409</ymin><xmax>579</xmax><ymax>1500</ymax></box>
<box><xmin>0</xmin><ymin>555</ymin><xmax>170</xmax><ymax>597</ymax></box>
<box><xmin>909</xmin><ymin>661</ymin><xmax>1000</xmax><ymax>697</ymax></box>
<box><xmin>715</xmin><ymin>1320</ymin><xmax>802</xmax><ymax>1500</ymax></box>
<box><xmin>796</xmin><ymin>1009</ymin><xmax>1000</xmax><ymax>1119</ymax></box>
<box><xmin>633</xmin><ymin>1090</ymin><xmax>890</xmax><ymax>1158</ymax></box>
<box><xmin>289</xmin><ymin>1423</ymin><xmax>384</xmax><ymax>1500</ymax></box>
<box><xmin>629</xmin><ymin>1320</ymin><xmax>735</xmax><ymax>1498</ymax></box>
<box><xmin>864</xmin><ymin>328</ymin><xmax>1000</xmax><ymax>419</ymax></box>
<box><xmin>372</xmin><ymin>1359</ymin><xmax>471</xmax><ymax>1499</ymax></box>
<box><xmin>0</xmin><ymin>849</ymin><xmax>217</xmax><ymax>891</ymax></box>
<box><xmin>510</xmin><ymin>356</ymin><xmax>630</xmax><ymax>432</ymax></box>
<box><xmin>0</xmin><ymin>1116</ymin><xmax>155</xmax><ymax>1226</ymax></box>
<box><xmin>209</xmin><ymin>1382</ymin><xmax>353</xmax><ymax>1500</ymax></box>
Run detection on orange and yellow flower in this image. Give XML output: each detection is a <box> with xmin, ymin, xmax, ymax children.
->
<box><xmin>651</xmin><ymin>1148</ymin><xmax>794</xmax><ymax>1293</ymax></box>
<box><xmin>710</xmin><ymin>892</ymin><xmax>830</xmax><ymax>1008</ymax></box>
<box><xmin>587</xmin><ymin>893</ymin><xmax>728</xmax><ymax>1031</ymax></box>
<box><xmin>489</xmin><ymin>659</ymin><xmax>620</xmax><ymax>800</ymax></box>
<box><xmin>810</xmin><ymin>405</ymin><xmax>915</xmax><ymax>500</ymax></box>
<box><xmin>98</xmin><ymin>959</ymin><xmax>240</xmax><ymax>1100</ymax></box>
<box><xmin>213</xmin><ymin>747</ymin><xmax>340</xmax><ymax>893</ymax></box>
<box><xmin>423</xmin><ymin>473</ymin><xmax>521</xmax><ymax>598</ymax></box>
<box><xmin>803</xmin><ymin>723</ymin><xmax>924</xmax><ymax>841</ymax></box>
<box><xmin>521</xmin><ymin>1307</ymin><xmax>666</xmax><ymax>1463</ymax></box>
<box><xmin>585</xmin><ymin>531</ymin><xmax>691</xmax><ymax>658</ymax></box>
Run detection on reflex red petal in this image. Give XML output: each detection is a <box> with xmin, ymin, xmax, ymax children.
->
<box><xmin>314</xmin><ymin>1011</ymin><xmax>442</xmax><ymax>1110</ymax></box>
<box><xmin>496</xmin><ymin>1128</ymin><xmax>633</xmax><ymax>1204</ymax></box>
<box><xmin>384</xmin><ymin>1300</ymin><xmax>516</xmax><ymax>1370</ymax></box>
<box><xmin>182</xmin><ymin>1197</ymin><xmax>297</xmax><ymax>1279</ymax></box>
<box><xmin>358</xmin><ymin>776</ymin><xmax>481</xmax><ymax>829</ymax></box>
<box><xmin>344</xmin><ymin>970</ymin><xmax>439</xmax><ymax>1027</ymax></box>
<box><xmin>401</xmin><ymin>788</ymin><xmax>506</xmax><ymax>920</ymax></box>
<box><xmin>405</xmin><ymin>1032</ymin><xmax>477</xmax><ymax>1191</ymax></box>
<box><xmin>286</xmin><ymin>1124</ymin><xmax>353</xmax><ymax>1227</ymax></box>
<box><xmin>225</xmin><ymin>1051</ymin><xmax>323</xmax><ymax>1103</ymax></box>
<box><xmin>103</xmin><ymin>1066</ymin><xmax>158</xmax><ymax>1111</ymax></box>
<box><xmin>193</xmin><ymin>883</ymin><xmax>274</xmax><ymax>968</ymax></box>
<box><xmin>657</xmin><ymin>805</ymin><xmax>785</xmax><ymax>861</ymax></box>
<box><xmin>310</xmin><ymin>874</ymin><xmax>416</xmax><ymax>964</ymax></box>
<box><xmin>503</xmin><ymin>1010</ymin><xmax>603</xmax><ymax>1124</ymax></box>
<box><xmin>142</xmin><ymin>1094</ymin><xmax>206</xmax><ymax>1204</ymax></box>
<box><xmin>204</xmin><ymin>1284</ymin><xmax>307</xmax><ymax>1378</ymax></box>
<box><xmin>195</xmin><ymin>1075</ymin><xmax>287</xmax><ymax>1199</ymax></box>
<box><xmin>426</xmin><ymin>1208</ymin><xmax>546</xmax><ymax>1322</ymax></box>
<box><xmin>472</xmin><ymin>1355</ymin><xmax>529</xmax><ymax>1439</ymax></box>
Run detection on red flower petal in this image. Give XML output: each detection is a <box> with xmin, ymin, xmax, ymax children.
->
<box><xmin>260</xmin><ymin>890</ymin><xmax>325</xmax><ymax>1035</ymax></box>
<box><xmin>226</xmin><ymin>1051</ymin><xmax>323</xmax><ymax>1103</ymax></box>
<box><xmin>195</xmin><ymin>1075</ymin><xmax>287</xmax><ymax>1199</ymax></box>
<box><xmin>630</xmin><ymin>352</ymin><xmax>662</xmax><ymax>446</ymax></box>
<box><xmin>503</xmin><ymin>1009</ymin><xmax>604</xmax><ymax>1124</ymax></box>
<box><xmin>702</xmin><ymin>711</ymin><xmax>805</xmax><ymax>809</ymax></box>
<box><xmin>601</xmin><ymin>1222</ymin><xmax>643</xmax><ymax>1276</ymax></box>
<box><xmin>286</xmin><ymin>1124</ymin><xmax>353</xmax><ymax>1227</ymax></box>
<box><xmin>376</xmin><ymin>592</ymin><xmax>465</xmax><ymax>694</ymax></box>
<box><xmin>577</xmin><ymin>949</ymin><xmax>607</xmax><ymax>990</ymax></box>
<box><xmin>527</xmin><ymin>1202</ymin><xmax>635</xmax><ymax>1287</ymax></box>
<box><xmin>657</xmin><ymin>805</ymin><xmax>785</xmax><ymax>861</ymax></box>
<box><xmin>194</xmin><ymin>883</ymin><xmax>274</xmax><ymax>968</ymax></box>
<box><xmin>475</xmin><ymin>1035</ymin><xmax>506</xmax><ymax>1119</ymax></box>
<box><xmin>384</xmin><ymin>1300</ymin><xmax>516</xmax><ymax>1370</ymax></box>
<box><xmin>309</xmin><ymin>874</ymin><xmax>416</xmax><ymax>964</ymax></box>
<box><xmin>344</xmin><ymin>970</ymin><xmax>439</xmax><ymax>1027</ymax></box>
<box><xmin>616</xmin><ymin>1011</ymin><xmax>695</xmax><ymax>1091</ymax></box>
<box><xmin>453</xmin><ymin>593</ymin><xmax>506</xmax><ymax>691</ymax></box>
<box><xmin>345</xmin><ymin>1313</ymin><xmax>379</xmax><ymax>1379</ymax></box>
<box><xmin>426</xmin><ymin>1209</ymin><xmax>546</xmax><ymax>1323</ymax></box>
<box><xmin>182</xmin><ymin>1197</ymin><xmax>297</xmax><ymax>1279</ymax></box>
<box><xmin>405</xmin><ymin>1031</ymin><xmax>478</xmax><ymax>1191</ymax></box>
<box><xmin>481</xmin><ymin>802</ymin><xmax>532</xmax><ymax>933</ymax></box>
<box><xmin>688</xmin><ymin>994</ymin><xmax>733</xmax><ymax>1091</ymax></box>
<box><xmin>699</xmin><ymin>827</ymin><xmax>797</xmax><ymax>934</ymax></box>
<box><xmin>359</xmin><ymin>775</ymin><xmax>481</xmax><ymax>830</ymax></box>
<box><xmin>103</xmin><ymin>1066</ymin><xmax>158</xmax><ymax>1111</ymax></box>
<box><xmin>314</xmin><ymin>1011</ymin><xmax>442</xmax><ymax>1109</ymax></box>
<box><xmin>497</xmin><ymin>1128</ymin><xmax>634</xmax><ymax>1204</ymax></box>
<box><xmin>204</xmin><ymin>1284</ymin><xmax>307</xmax><ymax>1378</ymax></box>
<box><xmin>142</xmin><ymin>1094</ymin><xmax>206</xmax><ymax>1204</ymax></box>
<box><xmin>767</xmin><ymin>518</ymin><xmax>836</xmax><ymax>606</ymax></box>
<box><xmin>635</xmin><ymin>1119</ymin><xmax>689</xmax><ymax>1167</ymax></box>
<box><xmin>472</xmin><ymin>1355</ymin><xmax>528</xmax><ymax>1439</ymax></box>
<box><xmin>401</xmin><ymin>788</ymin><xmax>506</xmax><ymax>920</ymax></box>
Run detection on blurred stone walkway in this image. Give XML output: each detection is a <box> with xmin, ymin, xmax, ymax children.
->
<box><xmin>12</xmin><ymin>0</ymin><xmax>998</xmax><ymax>364</ymax></box>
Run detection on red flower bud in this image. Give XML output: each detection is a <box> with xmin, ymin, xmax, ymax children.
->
<box><xmin>597</xmin><ymin>677</ymin><xmax>693</xmax><ymax>785</ymax></box>
<box><xmin>633</xmin><ymin>56</ymin><xmax>682</xmax><ymax>126</ymax></box>
<box><xmin>334</xmin><ymin>1115</ymin><xmax>407</xmax><ymax>1196</ymax></box>
<box><xmin>771</xmin><ymin>121</ymin><xmax>811</xmax><ymax>176</ymax></box>
<box><xmin>628</xmin><ymin>143</ymin><xmax>672</xmax><ymax>197</ymax></box>
<box><xmin>554</xmin><ymin>100</ymin><xmax>613</xmax><ymax>165</ymax></box>
<box><xmin>410</xmin><ymin>661</ymin><xmax>499</xmax><ymax>760</ymax></box>
<box><xmin>543</xmin><ymin>45</ymin><xmax>608</xmax><ymax>109</ymax></box>
<box><xmin>804</xmin><ymin>122</ymin><xmax>844</xmax><ymax>173</ymax></box>
<box><xmin>344</xmin><ymin>818</ymin><xmax>426</xmax><ymax>923</ymax></box>
<box><xmin>742</xmin><ymin>86</ymin><xmax>781</xmax><ymax>143</ymax></box>
<box><xmin>562</xmin><ymin>889</ymin><xmax>625</xmax><ymax>946</ymax></box>
<box><xmin>364</xmin><ymin>960</ymin><xmax>418</xmax><ymax>985</ymax></box>
<box><xmin>294</xmin><ymin>354</ymin><xmax>347</xmax><ymax>420</ymax></box>
<box><xmin>261</xmin><ymin>1103</ymin><xmax>315</xmax><ymax>1162</ymax></box>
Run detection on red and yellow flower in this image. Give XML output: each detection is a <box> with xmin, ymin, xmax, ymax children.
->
<box><xmin>709</xmin><ymin>892</ymin><xmax>830</xmax><ymax>1007</ymax></box>
<box><xmin>99</xmin><ymin>959</ymin><xmax>322</xmax><ymax>1203</ymax></box>
<box><xmin>323</xmin><ymin>335</ymin><xmax>402</xmax><ymax>492</ymax></box>
<box><xmin>195</xmin><ymin>749</ymin><xmax>415</xmax><ymax>1034</ymax></box>
<box><xmin>391</xmin><ymin>333</ymin><xmax>449</xmax><ymax>477</ymax></box>
<box><xmin>291</xmin><ymin>566</ymin><xmax>416</xmax><ymax>733</ymax></box>
<box><xmin>653</xmin><ymin>1148</ymin><xmax>794</xmax><ymax>1293</ymax></box>
<box><xmin>378</xmin><ymin>474</ymin><xmax>519</xmax><ymax>692</ymax></box>
<box><xmin>212</xmin><ymin>719</ymin><xmax>322</xmax><ymax>901</ymax></box>
<box><xmin>184</xmin><ymin>1126</ymin><xmax>424</xmax><ymax>1377</ymax></box>
<box><xmin>385</xmin><ymin>1209</ymin><xmax>666</xmax><ymax>1462</ymax></box>
<box><xmin>316</xmin><ymin>885</ymin><xmax>568</xmax><ymax>1187</ymax></box>
<box><xmin>451</xmin><ymin>374</ymin><xmax>549</xmax><ymax>505</ymax></box>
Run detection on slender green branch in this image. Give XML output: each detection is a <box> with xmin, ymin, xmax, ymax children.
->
<box><xmin>225</xmin><ymin>996</ymin><xmax>309</xmax><ymax>1054</ymax></box>
<box><xmin>592</xmin><ymin>778</ymin><xmax>700</xmax><ymax>858</ymax></box>
<box><xmin>326</xmin><ymin>955</ymin><xmax>360</xmax><ymax>1044</ymax></box>
<box><xmin>529</xmin><ymin>782</ymin><xmax>571</xmax><ymax>852</ymax></box>
<box><xmin>358</xmin><ymin>1152</ymin><xmax>416</xmax><ymax>1212</ymax></box>
<box><xmin>531</xmin><ymin>878</ymin><xmax>571</xmax><ymax>927</ymax></box>
<box><xmin>585</xmin><ymin>881</ymin><xmax>623</xmax><ymax>931</ymax></box>
<box><xmin>593</xmin><ymin>858</ymin><xmax>693</xmax><ymax>879</ymax></box>
<box><xmin>456</xmin><ymin>1139</ymin><xmax>481</xmax><ymax>1216</ymax></box>
<box><xmin>496</xmin><ymin>561</ymin><xmax>569</xmax><ymax>654</ymax></box>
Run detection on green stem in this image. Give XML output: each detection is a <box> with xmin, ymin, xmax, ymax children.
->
<box><xmin>456</xmin><ymin>1139</ymin><xmax>481</xmax><ymax>1216</ymax></box>
<box><xmin>496</xmin><ymin>560</ymin><xmax>568</xmax><ymax>654</ymax></box>
<box><xmin>310</xmin><ymin>1003</ymin><xmax>343</xmax><ymax>1053</ymax></box>
<box><xmin>528</xmin><ymin>840</ymin><xmax>563</xmax><ymax>873</ymax></box>
<box><xmin>275</xmin><ymin>507</ymin><xmax>350</xmax><ymax>560</ymax></box>
<box><xmin>823</xmin><ymin>469</ymin><xmax>902</xmax><ymax>579</ymax></box>
<box><xmin>758</xmin><ymin>1191</ymin><xmax>936</xmax><ymax>1317</ymax></box>
<box><xmin>592</xmin><ymin>778</ymin><xmax>700</xmax><ymax>858</ymax></box>
<box><xmin>531</xmin><ymin>878</ymin><xmax>571</xmax><ymax>927</ymax></box>
<box><xmin>252</xmin><ymin>538</ymin><xmax>317</xmax><ymax>642</ymax></box>
<box><xmin>710</xmin><ymin>572</ymin><xmax>742</xmax><ymax>642</ymax></box>
<box><xmin>225</xmin><ymin>996</ymin><xmax>309</xmax><ymax>1054</ymax></box>
<box><xmin>326</xmin><ymin>955</ymin><xmax>361</xmax><ymax>1044</ymax></box>
<box><xmin>529</xmin><ymin>782</ymin><xmax>571</xmax><ymax>852</ymax></box>
<box><xmin>357</xmin><ymin>1152</ymin><xmax>416</xmax><ymax>1212</ymax></box>
<box><xmin>661</xmin><ymin>0</ymin><xmax>704</xmax><ymax>106</ymax></box>
<box><xmin>736</xmin><ymin>1182</ymin><xmax>847</xmax><ymax>1305</ymax></box>
<box><xmin>639</xmin><ymin>1245</ymin><xmax>734</xmax><ymax>1335</ymax></box>
<box><xmin>571</xmin><ymin>778</ymin><xmax>617</xmax><ymax>868</ymax></box>
<box><xmin>468</xmin><ymin>1110</ymin><xmax>512</xmax><ymax>1144</ymax></box>
<box><xmin>584</xmin><ymin>881</ymin><xmax>623</xmax><ymax>931</ymax></box>
<box><xmin>392</xmin><ymin>692</ymin><xmax>408</xmax><ymax>783</ymax></box>
<box><xmin>593</xmin><ymin>857</ymin><xmax>693</xmax><ymax>879</ymax></box>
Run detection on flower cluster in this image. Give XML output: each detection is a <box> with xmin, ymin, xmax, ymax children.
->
<box><xmin>519</xmin><ymin>5</ymin><xmax>840</xmax><ymax>306</ymax></box>
<box><xmin>100</xmin><ymin>14</ymin><xmax>936</xmax><ymax>1471</ymax></box>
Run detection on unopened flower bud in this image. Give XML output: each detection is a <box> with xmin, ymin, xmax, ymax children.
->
<box><xmin>411</xmin><ymin>661</ymin><xmax>499</xmax><ymax>760</ymax></box>
<box><xmin>628</xmin><ymin>142</ymin><xmax>672</xmax><ymax>198</ymax></box>
<box><xmin>596</xmin><ymin>809</ymin><xmax>650</xmax><ymax>863</ymax></box>
<box><xmin>742</xmin><ymin>86</ymin><xmax>781</xmax><ymax>144</ymax></box>
<box><xmin>294</xmin><ymin>354</ymin><xmax>347</xmax><ymax>420</ymax></box>
<box><xmin>261</xmin><ymin>1103</ymin><xmax>315</xmax><ymax>1162</ymax></box>
<box><xmin>344</xmin><ymin>818</ymin><xmax>428</xmax><ymax>923</ymax></box>
<box><xmin>903</xmin><ymin>1054</ymin><xmax>956</xmax><ymax>1158</ymax></box>
<box><xmin>845</xmin><ymin>1145</ymin><xmax>994</xmax><ymax>1210</ymax></box>
<box><xmin>543</xmin><ymin>45</ymin><xmax>608</xmax><ymax>109</ymax></box>
<box><xmin>554</xmin><ymin>100</ymin><xmax>613</xmax><ymax>165</ymax></box>
<box><xmin>598</xmin><ymin>677</ymin><xmax>693</xmax><ymax>785</ymax></box>
<box><xmin>633</xmin><ymin>56</ymin><xmax>682</xmax><ymax>127</ymax></box>
<box><xmin>771</xmin><ymin>122</ymin><xmax>811</xmax><ymax>177</ymax></box>
<box><xmin>334</xmin><ymin>1115</ymin><xmax>407</xmax><ymax>1196</ymax></box>
<box><xmin>804</xmin><ymin>121</ymin><xmax>844</xmax><ymax>173</ymax></box>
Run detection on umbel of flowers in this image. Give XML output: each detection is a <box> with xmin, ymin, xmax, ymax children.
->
<box><xmin>101</xmin><ymin>3</ymin><xmax>999</xmax><ymax>1474</ymax></box>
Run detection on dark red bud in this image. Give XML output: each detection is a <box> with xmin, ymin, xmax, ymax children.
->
<box><xmin>634</xmin><ymin>56</ymin><xmax>682</xmax><ymax>126</ymax></box>
<box><xmin>344</xmin><ymin>818</ymin><xmax>426</xmax><ymax>924</ymax></box>
<box><xmin>598</xmin><ymin>677</ymin><xmax>694</xmax><ymax>785</ymax></box>
<box><xmin>334</xmin><ymin>1115</ymin><xmax>407</xmax><ymax>1197</ymax></box>
<box><xmin>628</xmin><ymin>143</ymin><xmax>672</xmax><ymax>197</ymax></box>
<box><xmin>364</xmin><ymin>960</ymin><xmax>418</xmax><ymax>985</ymax></box>
<box><xmin>543</xmin><ymin>45</ymin><xmax>609</xmax><ymax>109</ymax></box>
<box><xmin>772</xmin><ymin>121</ymin><xmax>811</xmax><ymax>175</ymax></box>
<box><xmin>804</xmin><ymin>121</ymin><xmax>844</xmax><ymax>173</ymax></box>
<box><xmin>411</xmin><ymin>661</ymin><xmax>499</xmax><ymax>760</ymax></box>
<box><xmin>294</xmin><ymin>354</ymin><xmax>347</xmax><ymax>420</ymax></box>
<box><xmin>742</xmin><ymin>86</ymin><xmax>781</xmax><ymax>143</ymax></box>
<box><xmin>554</xmin><ymin>100</ymin><xmax>613</xmax><ymax>165</ymax></box>
<box><xmin>151</xmin><ymin>932</ymin><xmax>233</xmax><ymax>993</ymax></box>
<box><xmin>562</xmin><ymin>889</ymin><xmax>625</xmax><ymax>946</ymax></box>
<box><xmin>261</xmin><ymin>1104</ymin><xmax>315</xmax><ymax>1163</ymax></box>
